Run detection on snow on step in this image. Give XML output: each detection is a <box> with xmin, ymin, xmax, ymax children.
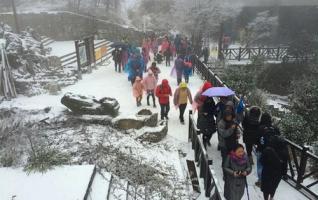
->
<box><xmin>88</xmin><ymin>169</ymin><xmax>112</xmax><ymax>200</ymax></box>
<box><xmin>108</xmin><ymin>177</ymin><xmax>128</xmax><ymax>200</ymax></box>
<box><xmin>0</xmin><ymin>165</ymin><xmax>95</xmax><ymax>200</ymax></box>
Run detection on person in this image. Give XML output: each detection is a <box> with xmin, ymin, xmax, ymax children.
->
<box><xmin>255</xmin><ymin>113</ymin><xmax>281</xmax><ymax>187</ymax></box>
<box><xmin>260</xmin><ymin>133</ymin><xmax>288</xmax><ymax>200</ymax></box>
<box><xmin>143</xmin><ymin>70</ymin><xmax>157</xmax><ymax>107</ymax></box>
<box><xmin>193</xmin><ymin>81</ymin><xmax>213</xmax><ymax>111</ymax></box>
<box><xmin>132</xmin><ymin>76</ymin><xmax>144</xmax><ymax>107</ymax></box>
<box><xmin>112</xmin><ymin>48</ymin><xmax>122</xmax><ymax>72</ymax></box>
<box><xmin>156</xmin><ymin>79</ymin><xmax>172</xmax><ymax>120</ymax></box>
<box><xmin>155</xmin><ymin>51</ymin><xmax>163</xmax><ymax>64</ymax></box>
<box><xmin>164</xmin><ymin>41</ymin><xmax>172</xmax><ymax>66</ymax></box>
<box><xmin>242</xmin><ymin>106</ymin><xmax>262</xmax><ymax>165</ymax></box>
<box><xmin>174</xmin><ymin>34</ymin><xmax>181</xmax><ymax>55</ymax></box>
<box><xmin>173</xmin><ymin>82</ymin><xmax>193</xmax><ymax>124</ymax></box>
<box><xmin>126</xmin><ymin>53</ymin><xmax>145</xmax><ymax>85</ymax></box>
<box><xmin>223</xmin><ymin>144</ymin><xmax>252</xmax><ymax>200</ymax></box>
<box><xmin>175</xmin><ymin>55</ymin><xmax>185</xmax><ymax>85</ymax></box>
<box><xmin>202</xmin><ymin>47</ymin><xmax>210</xmax><ymax>64</ymax></box>
<box><xmin>218</xmin><ymin>103</ymin><xmax>241</xmax><ymax>164</ymax></box>
<box><xmin>142</xmin><ymin>47</ymin><xmax>150</xmax><ymax>72</ymax></box>
<box><xmin>183</xmin><ymin>55</ymin><xmax>193</xmax><ymax>83</ymax></box>
<box><xmin>215</xmin><ymin>97</ymin><xmax>231</xmax><ymax>150</ymax></box>
<box><xmin>198</xmin><ymin>97</ymin><xmax>217</xmax><ymax>148</ymax></box>
<box><xmin>148</xmin><ymin>62</ymin><xmax>161</xmax><ymax>80</ymax></box>
<box><xmin>121</xmin><ymin>47</ymin><xmax>129</xmax><ymax>71</ymax></box>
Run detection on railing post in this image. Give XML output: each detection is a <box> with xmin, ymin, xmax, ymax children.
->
<box><xmin>297</xmin><ymin>146</ymin><xmax>309</xmax><ymax>188</ymax></box>
<box><xmin>276</xmin><ymin>47</ymin><xmax>280</xmax><ymax>61</ymax></box>
<box><xmin>238</xmin><ymin>47</ymin><xmax>242</xmax><ymax>61</ymax></box>
<box><xmin>188</xmin><ymin>110</ymin><xmax>193</xmax><ymax>141</ymax></box>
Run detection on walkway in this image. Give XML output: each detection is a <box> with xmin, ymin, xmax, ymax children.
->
<box><xmin>0</xmin><ymin>53</ymin><xmax>308</xmax><ymax>200</ymax></box>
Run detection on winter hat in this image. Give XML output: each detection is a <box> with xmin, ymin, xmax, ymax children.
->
<box><xmin>179</xmin><ymin>82</ymin><xmax>187</xmax><ymax>88</ymax></box>
<box><xmin>135</xmin><ymin>76</ymin><xmax>142</xmax><ymax>81</ymax></box>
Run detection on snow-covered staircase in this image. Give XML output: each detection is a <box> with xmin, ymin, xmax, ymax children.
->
<box><xmin>41</xmin><ymin>36</ymin><xmax>55</xmax><ymax>47</ymax></box>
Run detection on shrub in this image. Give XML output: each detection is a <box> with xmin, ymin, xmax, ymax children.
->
<box><xmin>24</xmin><ymin>147</ymin><xmax>70</xmax><ymax>173</ymax></box>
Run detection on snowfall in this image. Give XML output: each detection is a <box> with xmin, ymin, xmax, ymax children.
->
<box><xmin>0</xmin><ymin>41</ymin><xmax>308</xmax><ymax>200</ymax></box>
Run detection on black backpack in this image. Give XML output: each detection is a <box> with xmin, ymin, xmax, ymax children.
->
<box><xmin>268</xmin><ymin>135</ymin><xmax>289</xmax><ymax>175</ymax></box>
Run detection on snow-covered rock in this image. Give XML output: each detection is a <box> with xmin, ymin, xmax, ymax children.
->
<box><xmin>112</xmin><ymin>109</ymin><xmax>158</xmax><ymax>130</ymax></box>
<box><xmin>61</xmin><ymin>93</ymin><xmax>120</xmax><ymax>117</ymax></box>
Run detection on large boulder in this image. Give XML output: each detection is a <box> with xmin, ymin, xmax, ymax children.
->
<box><xmin>61</xmin><ymin>93</ymin><xmax>120</xmax><ymax>117</ymax></box>
<box><xmin>137</xmin><ymin>121</ymin><xmax>168</xmax><ymax>143</ymax></box>
<box><xmin>112</xmin><ymin>109</ymin><xmax>158</xmax><ymax>130</ymax></box>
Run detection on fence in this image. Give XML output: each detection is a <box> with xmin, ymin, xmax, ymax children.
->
<box><xmin>59</xmin><ymin>40</ymin><xmax>113</xmax><ymax>68</ymax></box>
<box><xmin>188</xmin><ymin>110</ymin><xmax>225</xmax><ymax>199</ymax></box>
<box><xmin>193</xmin><ymin>56</ymin><xmax>318</xmax><ymax>200</ymax></box>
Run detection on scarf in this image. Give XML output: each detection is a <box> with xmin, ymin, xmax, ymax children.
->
<box><xmin>229</xmin><ymin>151</ymin><xmax>248</xmax><ymax>166</ymax></box>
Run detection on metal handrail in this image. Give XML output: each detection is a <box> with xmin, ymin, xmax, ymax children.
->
<box><xmin>188</xmin><ymin>110</ymin><xmax>225</xmax><ymax>199</ymax></box>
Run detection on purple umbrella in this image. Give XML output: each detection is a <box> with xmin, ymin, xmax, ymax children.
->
<box><xmin>202</xmin><ymin>87</ymin><xmax>235</xmax><ymax>97</ymax></box>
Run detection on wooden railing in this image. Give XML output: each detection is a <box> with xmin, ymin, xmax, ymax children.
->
<box><xmin>221</xmin><ymin>47</ymin><xmax>315</xmax><ymax>62</ymax></box>
<box><xmin>188</xmin><ymin>110</ymin><xmax>225</xmax><ymax>199</ymax></box>
<box><xmin>193</xmin><ymin>56</ymin><xmax>318</xmax><ymax>200</ymax></box>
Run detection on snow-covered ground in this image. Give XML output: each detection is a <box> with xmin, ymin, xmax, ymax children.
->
<box><xmin>0</xmin><ymin>43</ymin><xmax>309</xmax><ymax>199</ymax></box>
<box><xmin>0</xmin><ymin>165</ymin><xmax>95</xmax><ymax>200</ymax></box>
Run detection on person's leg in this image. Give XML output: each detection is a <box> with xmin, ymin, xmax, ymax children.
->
<box><xmin>136</xmin><ymin>98</ymin><xmax>139</xmax><ymax>107</ymax></box>
<box><xmin>179</xmin><ymin>104</ymin><xmax>187</xmax><ymax>122</ymax></box>
<box><xmin>177</xmin><ymin>77</ymin><xmax>182</xmax><ymax>85</ymax></box>
<box><xmin>256</xmin><ymin>152</ymin><xmax>263</xmax><ymax>184</ymax></box>
<box><xmin>165</xmin><ymin>103</ymin><xmax>170</xmax><ymax>119</ymax></box>
<box><xmin>151</xmin><ymin>93</ymin><xmax>156</xmax><ymax>107</ymax></box>
<box><xmin>263</xmin><ymin>192</ymin><xmax>270</xmax><ymax>200</ymax></box>
<box><xmin>185</xmin><ymin>75</ymin><xmax>189</xmax><ymax>83</ymax></box>
<box><xmin>115</xmin><ymin>61</ymin><xmax>118</xmax><ymax>72</ymax></box>
<box><xmin>147</xmin><ymin>93</ymin><xmax>150</xmax><ymax>106</ymax></box>
<box><xmin>118</xmin><ymin>62</ymin><xmax>122</xmax><ymax>73</ymax></box>
<box><xmin>160</xmin><ymin>104</ymin><xmax>165</xmax><ymax>120</ymax></box>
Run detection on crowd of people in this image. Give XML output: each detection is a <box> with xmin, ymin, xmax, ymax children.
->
<box><xmin>112</xmin><ymin>34</ymin><xmax>289</xmax><ymax>200</ymax></box>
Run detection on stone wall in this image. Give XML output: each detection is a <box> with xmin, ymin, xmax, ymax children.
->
<box><xmin>0</xmin><ymin>12</ymin><xmax>145</xmax><ymax>43</ymax></box>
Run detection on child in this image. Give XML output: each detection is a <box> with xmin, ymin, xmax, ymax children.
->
<box><xmin>155</xmin><ymin>51</ymin><xmax>163</xmax><ymax>64</ymax></box>
<box><xmin>132</xmin><ymin>76</ymin><xmax>144</xmax><ymax>107</ymax></box>
<box><xmin>148</xmin><ymin>62</ymin><xmax>161</xmax><ymax>80</ymax></box>
<box><xmin>173</xmin><ymin>82</ymin><xmax>193</xmax><ymax>124</ymax></box>
<box><xmin>143</xmin><ymin>70</ymin><xmax>157</xmax><ymax>107</ymax></box>
<box><xmin>223</xmin><ymin>144</ymin><xmax>252</xmax><ymax>200</ymax></box>
<box><xmin>155</xmin><ymin>79</ymin><xmax>172</xmax><ymax>120</ymax></box>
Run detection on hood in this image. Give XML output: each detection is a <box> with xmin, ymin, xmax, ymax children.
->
<box><xmin>179</xmin><ymin>82</ymin><xmax>187</xmax><ymax>88</ymax></box>
<box><xmin>202</xmin><ymin>81</ymin><xmax>212</xmax><ymax>92</ymax></box>
<box><xmin>260</xmin><ymin>112</ymin><xmax>272</xmax><ymax>126</ymax></box>
<box><xmin>162</xmin><ymin>79</ymin><xmax>169</xmax><ymax>86</ymax></box>
<box><xmin>225</xmin><ymin>101</ymin><xmax>235</xmax><ymax>110</ymax></box>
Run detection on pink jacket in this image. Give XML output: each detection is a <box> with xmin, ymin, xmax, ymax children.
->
<box><xmin>133</xmin><ymin>81</ymin><xmax>144</xmax><ymax>97</ymax></box>
<box><xmin>143</xmin><ymin>75</ymin><xmax>157</xmax><ymax>91</ymax></box>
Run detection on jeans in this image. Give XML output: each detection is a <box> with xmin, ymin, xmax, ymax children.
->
<box><xmin>179</xmin><ymin>104</ymin><xmax>187</xmax><ymax>122</ymax></box>
<box><xmin>147</xmin><ymin>91</ymin><xmax>156</xmax><ymax>106</ymax></box>
<box><xmin>256</xmin><ymin>151</ymin><xmax>263</xmax><ymax>182</ymax></box>
<box><xmin>160</xmin><ymin>103</ymin><xmax>170</xmax><ymax>120</ymax></box>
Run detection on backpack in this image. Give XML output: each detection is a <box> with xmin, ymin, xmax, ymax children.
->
<box><xmin>267</xmin><ymin>135</ymin><xmax>289</xmax><ymax>175</ymax></box>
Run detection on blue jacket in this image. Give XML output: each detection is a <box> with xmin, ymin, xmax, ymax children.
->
<box><xmin>126</xmin><ymin>56</ymin><xmax>145</xmax><ymax>80</ymax></box>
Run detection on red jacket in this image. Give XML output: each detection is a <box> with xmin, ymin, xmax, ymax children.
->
<box><xmin>155</xmin><ymin>79</ymin><xmax>172</xmax><ymax>104</ymax></box>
